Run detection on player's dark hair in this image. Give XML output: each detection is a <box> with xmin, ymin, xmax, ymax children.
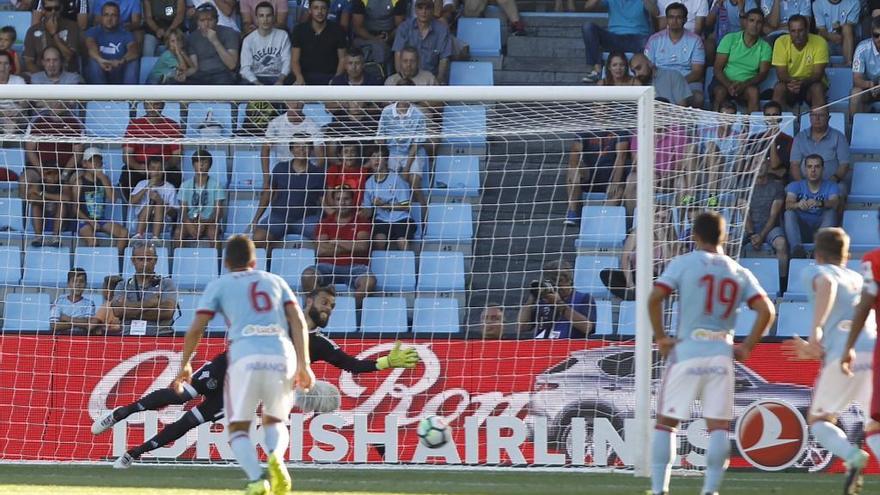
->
<box><xmin>692</xmin><ymin>211</ymin><xmax>725</xmax><ymax>247</ymax></box>
<box><xmin>814</xmin><ymin>227</ymin><xmax>849</xmax><ymax>264</ymax></box>
<box><xmin>225</xmin><ymin>235</ymin><xmax>255</xmax><ymax>269</ymax></box>
<box><xmin>745</xmin><ymin>7</ymin><xmax>763</xmax><ymax>19</ymax></box>
<box><xmin>255</xmin><ymin>0</ymin><xmax>274</xmax><ymax>14</ymax></box>
<box><xmin>310</xmin><ymin>285</ymin><xmax>337</xmax><ymax>299</ymax></box>
<box><xmin>665</xmin><ymin>2</ymin><xmax>687</xmax><ymax>18</ymax></box>
<box><xmin>804</xmin><ymin>153</ymin><xmax>824</xmax><ymax>168</ymax></box>
<box><xmin>68</xmin><ymin>267</ymin><xmax>87</xmax><ymax>283</ymax></box>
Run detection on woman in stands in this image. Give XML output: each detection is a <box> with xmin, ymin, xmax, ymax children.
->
<box><xmin>598</xmin><ymin>52</ymin><xmax>634</xmax><ymax>87</ymax></box>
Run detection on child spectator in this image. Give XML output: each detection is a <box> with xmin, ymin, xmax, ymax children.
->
<box><xmin>362</xmin><ymin>146</ymin><xmax>414</xmax><ymax>251</ymax></box>
<box><xmin>146</xmin><ymin>29</ymin><xmax>192</xmax><ymax>83</ymax></box>
<box><xmin>50</xmin><ymin>268</ymin><xmax>98</xmax><ymax>335</ymax></box>
<box><xmin>27</xmin><ymin>165</ymin><xmax>66</xmax><ymax>248</ymax></box>
<box><xmin>130</xmin><ymin>156</ymin><xmax>179</xmax><ymax>240</ymax></box>
<box><xmin>72</xmin><ymin>148</ymin><xmax>129</xmax><ymax>251</ymax></box>
<box><xmin>176</xmin><ymin>149</ymin><xmax>226</xmax><ymax>245</ymax></box>
<box><xmin>94</xmin><ymin>274</ymin><xmax>123</xmax><ymax>334</ymax></box>
<box><xmin>0</xmin><ymin>27</ymin><xmax>21</xmax><ymax>75</ymax></box>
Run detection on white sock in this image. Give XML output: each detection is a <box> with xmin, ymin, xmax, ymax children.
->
<box><xmin>651</xmin><ymin>426</ymin><xmax>675</xmax><ymax>494</ymax></box>
<box><xmin>811</xmin><ymin>421</ymin><xmax>857</xmax><ymax>461</ymax></box>
<box><xmin>702</xmin><ymin>429</ymin><xmax>730</xmax><ymax>494</ymax></box>
<box><xmin>864</xmin><ymin>430</ymin><xmax>880</xmax><ymax>460</ymax></box>
<box><xmin>229</xmin><ymin>431</ymin><xmax>263</xmax><ymax>481</ymax></box>
<box><xmin>262</xmin><ymin>422</ymin><xmax>289</xmax><ymax>458</ymax></box>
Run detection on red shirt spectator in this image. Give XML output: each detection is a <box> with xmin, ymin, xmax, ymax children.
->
<box><xmin>325</xmin><ymin>143</ymin><xmax>371</xmax><ymax>207</ymax></box>
<box><xmin>315</xmin><ymin>211</ymin><xmax>372</xmax><ymax>266</ymax></box>
<box><xmin>25</xmin><ymin>103</ymin><xmax>84</xmax><ymax>171</ymax></box>
<box><xmin>121</xmin><ymin>101</ymin><xmax>183</xmax><ymax>195</ymax></box>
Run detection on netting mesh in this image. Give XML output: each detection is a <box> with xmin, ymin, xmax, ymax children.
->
<box><xmin>0</xmin><ymin>93</ymin><xmax>786</xmax><ymax>467</ymax></box>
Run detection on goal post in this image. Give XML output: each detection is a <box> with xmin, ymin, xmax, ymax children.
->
<box><xmin>0</xmin><ymin>84</ymin><xmax>783</xmax><ymax>474</ymax></box>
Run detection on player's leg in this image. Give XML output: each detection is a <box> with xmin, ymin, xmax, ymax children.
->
<box><xmin>650</xmin><ymin>358</ymin><xmax>698</xmax><ymax>495</ymax></box>
<box><xmin>226</xmin><ymin>357</ymin><xmax>270</xmax><ymax>493</ymax></box>
<box><xmin>92</xmin><ymin>385</ymin><xmax>197</xmax><ymax>435</ymax></box>
<box><xmin>258</xmin><ymin>356</ymin><xmax>296</xmax><ymax>495</ymax></box>
<box><xmin>698</xmin><ymin>356</ymin><xmax>735</xmax><ymax>495</ymax></box>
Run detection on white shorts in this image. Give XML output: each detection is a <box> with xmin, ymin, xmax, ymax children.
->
<box><xmin>224</xmin><ymin>354</ymin><xmax>296</xmax><ymax>423</ymax></box>
<box><xmin>389</xmin><ymin>148</ymin><xmax>427</xmax><ymax>178</ymax></box>
<box><xmin>809</xmin><ymin>358</ymin><xmax>872</xmax><ymax>418</ymax></box>
<box><xmin>657</xmin><ymin>355</ymin><xmax>734</xmax><ymax>421</ymax></box>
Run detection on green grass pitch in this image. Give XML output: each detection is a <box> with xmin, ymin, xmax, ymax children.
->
<box><xmin>0</xmin><ymin>465</ymin><xmax>876</xmax><ymax>494</ymax></box>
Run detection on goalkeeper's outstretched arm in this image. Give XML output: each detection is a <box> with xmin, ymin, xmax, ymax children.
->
<box><xmin>312</xmin><ymin>334</ymin><xmax>419</xmax><ymax>372</ymax></box>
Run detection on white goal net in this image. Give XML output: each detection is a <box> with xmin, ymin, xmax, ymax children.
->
<box><xmin>0</xmin><ymin>85</ymin><xmax>784</xmax><ymax>471</ymax></box>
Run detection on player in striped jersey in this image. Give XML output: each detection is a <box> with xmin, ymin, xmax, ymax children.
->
<box><xmin>174</xmin><ymin>235</ymin><xmax>313</xmax><ymax>495</ymax></box>
<box><xmin>648</xmin><ymin>211</ymin><xmax>775</xmax><ymax>495</ymax></box>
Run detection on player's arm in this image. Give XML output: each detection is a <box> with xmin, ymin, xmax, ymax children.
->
<box><xmin>736</xmin><ymin>294</ymin><xmax>775</xmax><ymax>361</ymax></box>
<box><xmin>174</xmin><ymin>312</ymin><xmax>211</xmax><ymax>387</ymax></box>
<box><xmin>285</xmin><ymin>300</ymin><xmax>315</xmax><ymax>391</ymax></box>
<box><xmin>810</xmin><ymin>273</ymin><xmax>837</xmax><ymax>347</ymax></box>
<box><xmin>315</xmin><ymin>335</ymin><xmax>418</xmax><ymax>372</ymax></box>
<box><xmin>842</xmin><ymin>288</ymin><xmax>876</xmax><ymax>372</ymax></box>
<box><xmin>648</xmin><ymin>284</ymin><xmax>675</xmax><ymax>357</ymax></box>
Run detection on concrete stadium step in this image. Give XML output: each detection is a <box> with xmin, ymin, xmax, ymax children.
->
<box><xmin>502</xmin><ymin>57</ymin><xmax>587</xmax><ymax>74</ymax></box>
<box><xmin>506</xmin><ymin>36</ymin><xmax>584</xmax><ymax>59</ymax></box>
<box><xmin>530</xmin><ymin>25</ymin><xmax>583</xmax><ymax>38</ymax></box>
<box><xmin>494</xmin><ymin>69</ymin><xmax>585</xmax><ymax>85</ymax></box>
<box><xmin>519</xmin><ymin>11</ymin><xmax>608</xmax><ymax>28</ymax></box>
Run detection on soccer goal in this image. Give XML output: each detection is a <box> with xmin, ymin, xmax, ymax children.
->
<box><xmin>0</xmin><ymin>85</ymin><xmax>783</xmax><ymax>476</ymax></box>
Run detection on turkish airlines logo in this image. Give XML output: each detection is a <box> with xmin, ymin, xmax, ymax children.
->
<box><xmin>734</xmin><ymin>399</ymin><xmax>807</xmax><ymax>471</ymax></box>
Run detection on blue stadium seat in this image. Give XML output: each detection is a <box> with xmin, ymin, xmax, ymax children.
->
<box><xmin>457</xmin><ymin>18</ymin><xmax>501</xmax><ymax>57</ymax></box>
<box><xmin>222</xmin><ymin>247</ymin><xmax>267</xmax><ymax>273</ymax></box>
<box><xmin>270</xmin><ymin>248</ymin><xmax>315</xmax><ymax>291</ymax></box>
<box><xmin>230</xmin><ymin>149</ymin><xmax>264</xmax><ymax>191</ymax></box>
<box><xmin>0</xmin><ymin>147</ymin><xmax>25</xmax><ymax>177</ymax></box>
<box><xmin>139</xmin><ymin>56</ymin><xmax>158</xmax><ymax>84</ymax></box>
<box><xmin>843</xmin><ymin>210</ymin><xmax>880</xmax><ymax>251</ymax></box>
<box><xmin>21</xmin><ymin>247</ymin><xmax>70</xmax><ymax>288</ymax></box>
<box><xmin>73</xmin><ymin>247</ymin><xmax>120</xmax><ymax>289</ymax></box>
<box><xmin>593</xmin><ymin>299</ymin><xmax>613</xmax><ymax>336</ymax></box>
<box><xmin>748</xmin><ymin>111</ymin><xmax>795</xmax><ymax>137</ymax></box>
<box><xmin>431</xmin><ymin>155</ymin><xmax>480</xmax><ymax>200</ymax></box>
<box><xmin>3</xmin><ymin>293</ymin><xmax>51</xmax><ymax>333</ymax></box>
<box><xmin>324</xmin><ymin>295</ymin><xmax>358</xmax><ymax>333</ymax></box>
<box><xmin>449</xmin><ymin>62</ymin><xmax>494</xmax><ymax>86</ymax></box>
<box><xmin>799</xmin><ymin>112</ymin><xmax>845</xmax><ymax>135</ymax></box>
<box><xmin>85</xmin><ymin>101</ymin><xmax>131</xmax><ymax>139</ymax></box>
<box><xmin>135</xmin><ymin>101</ymin><xmax>181</xmax><ymax>122</ymax></box>
<box><xmin>442</xmin><ymin>105</ymin><xmax>487</xmax><ymax>147</ymax></box>
<box><xmin>173</xmin><ymin>248</ymin><xmax>219</xmax><ymax>290</ymax></box>
<box><xmin>303</xmin><ymin>103</ymin><xmax>333</xmax><ymax>127</ymax></box>
<box><xmin>182</xmin><ymin>146</ymin><xmax>229</xmax><ymax>187</ymax></box>
<box><xmin>370</xmin><ymin>250</ymin><xmax>417</xmax><ymax>293</ymax></box>
<box><xmin>784</xmin><ymin>259</ymin><xmax>817</xmax><ymax>301</ymax></box>
<box><xmin>0</xmin><ymin>197</ymin><xmax>25</xmax><ymax>240</ymax></box>
<box><xmin>412</xmin><ymin>297</ymin><xmax>460</xmax><ymax>334</ymax></box>
<box><xmin>185</xmin><ymin>102</ymin><xmax>233</xmax><ymax>138</ymax></box>
<box><xmin>574</xmin><ymin>206</ymin><xmax>627</xmax><ymax>249</ymax></box>
<box><xmin>99</xmin><ymin>146</ymin><xmax>125</xmax><ymax>186</ymax></box>
<box><xmin>0</xmin><ymin>246</ymin><xmax>20</xmax><ymax>286</ymax></box>
<box><xmin>361</xmin><ymin>296</ymin><xmax>408</xmax><ymax>334</ymax></box>
<box><xmin>740</xmin><ymin>258</ymin><xmax>780</xmax><ymax>297</ymax></box>
<box><xmin>734</xmin><ymin>304</ymin><xmax>760</xmax><ymax>337</ymax></box>
<box><xmin>0</xmin><ymin>11</ymin><xmax>29</xmax><ymax>48</ymax></box>
<box><xmin>226</xmin><ymin>200</ymin><xmax>259</xmax><ymax>236</ymax></box>
<box><xmin>417</xmin><ymin>251</ymin><xmax>465</xmax><ymax>293</ymax></box>
<box><xmin>573</xmin><ymin>255</ymin><xmax>618</xmax><ymax>299</ymax></box>
<box><xmin>851</xmin><ymin>114</ymin><xmax>880</xmax><ymax>154</ymax></box>
<box><xmin>849</xmin><ymin>162</ymin><xmax>880</xmax><ymax>204</ymax></box>
<box><xmin>122</xmin><ymin>246</ymin><xmax>170</xmax><ymax>279</ymax></box>
<box><xmin>422</xmin><ymin>204</ymin><xmax>474</xmax><ymax>243</ymax></box>
<box><xmin>617</xmin><ymin>300</ymin><xmax>636</xmax><ymax>336</ymax></box>
<box><xmin>826</xmin><ymin>68</ymin><xmax>853</xmax><ymax>112</ymax></box>
<box><xmin>174</xmin><ymin>293</ymin><xmax>227</xmax><ymax>335</ymax></box>
<box><xmin>776</xmin><ymin>302</ymin><xmax>810</xmax><ymax>337</ymax></box>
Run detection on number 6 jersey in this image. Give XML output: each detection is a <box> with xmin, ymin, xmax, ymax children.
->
<box><xmin>655</xmin><ymin>250</ymin><xmax>766</xmax><ymax>362</ymax></box>
<box><xmin>197</xmin><ymin>270</ymin><xmax>299</xmax><ymax>363</ymax></box>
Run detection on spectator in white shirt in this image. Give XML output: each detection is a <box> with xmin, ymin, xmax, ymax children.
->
<box><xmin>0</xmin><ymin>51</ymin><xmax>27</xmax><ymax>135</ymax></box>
<box><xmin>239</xmin><ymin>1</ymin><xmax>291</xmax><ymax>84</ymax></box>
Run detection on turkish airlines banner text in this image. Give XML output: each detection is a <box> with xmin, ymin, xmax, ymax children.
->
<box><xmin>0</xmin><ymin>337</ymin><xmax>855</xmax><ymax>472</ymax></box>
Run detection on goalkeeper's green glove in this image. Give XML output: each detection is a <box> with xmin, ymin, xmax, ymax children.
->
<box><xmin>376</xmin><ymin>341</ymin><xmax>420</xmax><ymax>370</ymax></box>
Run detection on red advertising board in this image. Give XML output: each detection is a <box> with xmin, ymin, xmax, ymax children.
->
<box><xmin>0</xmin><ymin>336</ymin><xmax>851</xmax><ymax>472</ymax></box>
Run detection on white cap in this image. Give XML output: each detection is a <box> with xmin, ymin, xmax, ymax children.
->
<box><xmin>83</xmin><ymin>147</ymin><xmax>103</xmax><ymax>161</ymax></box>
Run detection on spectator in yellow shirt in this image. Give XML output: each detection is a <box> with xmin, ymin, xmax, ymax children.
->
<box><xmin>771</xmin><ymin>14</ymin><xmax>829</xmax><ymax>109</ymax></box>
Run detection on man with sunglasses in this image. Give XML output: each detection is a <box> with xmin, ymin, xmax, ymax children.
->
<box><xmin>850</xmin><ymin>17</ymin><xmax>880</xmax><ymax>115</ymax></box>
<box><xmin>23</xmin><ymin>0</ymin><xmax>81</xmax><ymax>74</ymax></box>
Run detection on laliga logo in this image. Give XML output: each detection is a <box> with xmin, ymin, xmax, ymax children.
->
<box><xmin>734</xmin><ymin>399</ymin><xmax>807</xmax><ymax>471</ymax></box>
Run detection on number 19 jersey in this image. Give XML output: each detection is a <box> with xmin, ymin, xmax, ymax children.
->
<box><xmin>197</xmin><ymin>269</ymin><xmax>298</xmax><ymax>364</ymax></box>
<box><xmin>655</xmin><ymin>250</ymin><xmax>766</xmax><ymax>362</ymax></box>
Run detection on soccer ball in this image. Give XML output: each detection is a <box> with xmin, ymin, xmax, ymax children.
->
<box><xmin>417</xmin><ymin>416</ymin><xmax>450</xmax><ymax>449</ymax></box>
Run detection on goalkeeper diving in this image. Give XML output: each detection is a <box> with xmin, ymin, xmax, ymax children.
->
<box><xmin>92</xmin><ymin>284</ymin><xmax>420</xmax><ymax>468</ymax></box>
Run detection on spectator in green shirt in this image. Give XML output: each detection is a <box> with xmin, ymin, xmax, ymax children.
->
<box><xmin>711</xmin><ymin>7</ymin><xmax>772</xmax><ymax>113</ymax></box>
